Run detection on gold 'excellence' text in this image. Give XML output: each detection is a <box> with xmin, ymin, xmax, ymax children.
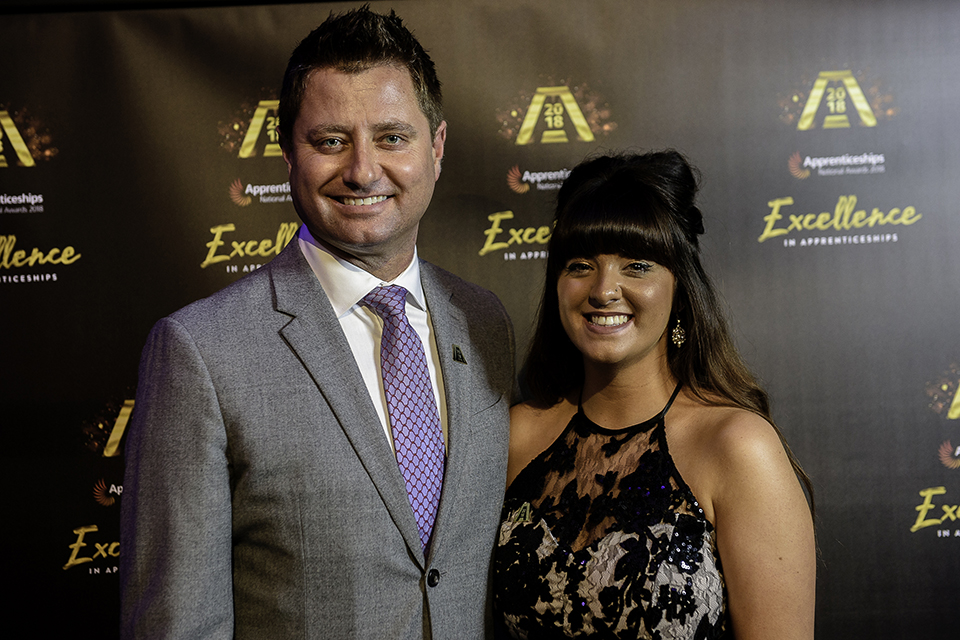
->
<box><xmin>911</xmin><ymin>486</ymin><xmax>960</xmax><ymax>532</ymax></box>
<box><xmin>63</xmin><ymin>525</ymin><xmax>119</xmax><ymax>570</ymax></box>
<box><xmin>480</xmin><ymin>211</ymin><xmax>551</xmax><ymax>256</ymax></box>
<box><xmin>201</xmin><ymin>222</ymin><xmax>298</xmax><ymax>268</ymax></box>
<box><xmin>758</xmin><ymin>195</ymin><xmax>921</xmax><ymax>243</ymax></box>
<box><xmin>0</xmin><ymin>235</ymin><xmax>80</xmax><ymax>268</ymax></box>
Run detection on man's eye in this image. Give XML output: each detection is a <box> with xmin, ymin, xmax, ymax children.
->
<box><xmin>383</xmin><ymin>134</ymin><xmax>403</xmax><ymax>145</ymax></box>
<box><xmin>319</xmin><ymin>138</ymin><xmax>342</xmax><ymax>149</ymax></box>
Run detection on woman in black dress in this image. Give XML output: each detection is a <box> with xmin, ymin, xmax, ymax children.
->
<box><xmin>494</xmin><ymin>150</ymin><xmax>815</xmax><ymax>640</ymax></box>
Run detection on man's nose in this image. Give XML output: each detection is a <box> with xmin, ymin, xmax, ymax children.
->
<box><xmin>341</xmin><ymin>141</ymin><xmax>382</xmax><ymax>190</ymax></box>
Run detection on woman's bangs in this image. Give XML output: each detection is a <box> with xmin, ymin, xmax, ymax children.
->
<box><xmin>554</xmin><ymin>196</ymin><xmax>676</xmax><ymax>267</ymax></box>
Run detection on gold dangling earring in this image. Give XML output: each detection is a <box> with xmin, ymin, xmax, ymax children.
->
<box><xmin>671</xmin><ymin>317</ymin><xmax>686</xmax><ymax>348</ymax></box>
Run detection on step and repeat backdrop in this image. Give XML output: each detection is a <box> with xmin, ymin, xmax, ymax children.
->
<box><xmin>2</xmin><ymin>1</ymin><xmax>958</xmax><ymax>637</ymax></box>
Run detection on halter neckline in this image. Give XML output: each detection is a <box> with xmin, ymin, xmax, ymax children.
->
<box><xmin>577</xmin><ymin>382</ymin><xmax>683</xmax><ymax>434</ymax></box>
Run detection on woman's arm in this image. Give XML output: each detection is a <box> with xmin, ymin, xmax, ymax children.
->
<box><xmin>710</xmin><ymin>411</ymin><xmax>816</xmax><ymax>640</ymax></box>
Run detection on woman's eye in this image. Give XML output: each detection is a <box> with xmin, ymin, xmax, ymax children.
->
<box><xmin>626</xmin><ymin>262</ymin><xmax>652</xmax><ymax>273</ymax></box>
<box><xmin>564</xmin><ymin>261</ymin><xmax>592</xmax><ymax>273</ymax></box>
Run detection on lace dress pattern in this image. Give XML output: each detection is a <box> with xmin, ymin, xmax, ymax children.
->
<box><xmin>494</xmin><ymin>388</ymin><xmax>729</xmax><ymax>639</ymax></box>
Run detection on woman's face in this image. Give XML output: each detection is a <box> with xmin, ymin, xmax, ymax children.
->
<box><xmin>557</xmin><ymin>253</ymin><xmax>676</xmax><ymax>371</ymax></box>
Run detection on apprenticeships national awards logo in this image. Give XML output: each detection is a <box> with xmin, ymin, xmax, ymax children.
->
<box><xmin>506</xmin><ymin>166</ymin><xmax>530</xmax><ymax>193</ymax></box>
<box><xmin>789</xmin><ymin>151</ymin><xmax>886</xmax><ymax>180</ymax></box>
<box><xmin>228</xmin><ymin>179</ymin><xmax>292</xmax><ymax>207</ymax></box>
<box><xmin>497</xmin><ymin>80</ymin><xmax>615</xmax><ymax>145</ymax></box>
<box><xmin>939</xmin><ymin>442</ymin><xmax>960</xmax><ymax>470</ymax></box>
<box><xmin>507</xmin><ymin>165</ymin><xmax>570</xmax><ymax>194</ymax></box>
<box><xmin>230</xmin><ymin>179</ymin><xmax>253</xmax><ymax>206</ymax></box>
<box><xmin>219</xmin><ymin>95</ymin><xmax>282</xmax><ymax>159</ymax></box>
<box><xmin>93</xmin><ymin>479</ymin><xmax>121</xmax><ymax>507</ymax></box>
<box><xmin>788</xmin><ymin>153</ymin><xmax>811</xmax><ymax>179</ymax></box>
<box><xmin>0</xmin><ymin>105</ymin><xmax>58</xmax><ymax>167</ymax></box>
<box><xmin>778</xmin><ymin>70</ymin><xmax>897</xmax><ymax>130</ymax></box>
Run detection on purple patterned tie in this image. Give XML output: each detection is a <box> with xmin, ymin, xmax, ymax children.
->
<box><xmin>363</xmin><ymin>285</ymin><xmax>445</xmax><ymax>551</ymax></box>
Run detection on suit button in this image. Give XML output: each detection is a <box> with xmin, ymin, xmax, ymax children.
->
<box><xmin>427</xmin><ymin>569</ymin><xmax>440</xmax><ymax>587</ymax></box>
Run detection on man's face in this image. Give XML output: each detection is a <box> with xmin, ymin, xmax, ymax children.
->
<box><xmin>283</xmin><ymin>64</ymin><xmax>446</xmax><ymax>278</ymax></box>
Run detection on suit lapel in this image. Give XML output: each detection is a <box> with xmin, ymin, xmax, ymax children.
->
<box><xmin>420</xmin><ymin>263</ymin><xmax>474</xmax><ymax>560</ymax></box>
<box><xmin>269</xmin><ymin>242</ymin><xmax>426</xmax><ymax>561</ymax></box>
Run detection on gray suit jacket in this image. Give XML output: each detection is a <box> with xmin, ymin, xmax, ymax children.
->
<box><xmin>120</xmin><ymin>240</ymin><xmax>515</xmax><ymax>639</ymax></box>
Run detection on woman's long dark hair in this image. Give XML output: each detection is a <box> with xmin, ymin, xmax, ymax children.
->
<box><xmin>523</xmin><ymin>149</ymin><xmax>814</xmax><ymax>512</ymax></box>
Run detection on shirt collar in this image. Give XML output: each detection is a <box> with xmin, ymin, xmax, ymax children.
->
<box><xmin>297</xmin><ymin>225</ymin><xmax>426</xmax><ymax>318</ymax></box>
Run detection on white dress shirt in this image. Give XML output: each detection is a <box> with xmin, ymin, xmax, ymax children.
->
<box><xmin>297</xmin><ymin>225</ymin><xmax>448</xmax><ymax>449</ymax></box>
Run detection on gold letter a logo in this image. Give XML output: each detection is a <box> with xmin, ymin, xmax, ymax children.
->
<box><xmin>516</xmin><ymin>87</ymin><xmax>595</xmax><ymax>145</ymax></box>
<box><xmin>239</xmin><ymin>100</ymin><xmax>282</xmax><ymax>158</ymax></box>
<box><xmin>797</xmin><ymin>71</ymin><xmax>877</xmax><ymax>131</ymax></box>
<box><xmin>0</xmin><ymin>111</ymin><xmax>36</xmax><ymax>167</ymax></box>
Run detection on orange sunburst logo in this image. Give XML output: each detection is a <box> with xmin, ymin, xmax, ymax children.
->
<box><xmin>507</xmin><ymin>165</ymin><xmax>529</xmax><ymax>194</ymax></box>
<box><xmin>93</xmin><ymin>478</ymin><xmax>116</xmax><ymax>506</ymax></box>
<box><xmin>939</xmin><ymin>441</ymin><xmax>960</xmax><ymax>469</ymax></box>
<box><xmin>229</xmin><ymin>178</ymin><xmax>253</xmax><ymax>206</ymax></box>
<box><xmin>788</xmin><ymin>152</ymin><xmax>810</xmax><ymax>179</ymax></box>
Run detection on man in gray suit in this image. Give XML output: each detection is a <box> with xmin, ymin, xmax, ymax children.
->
<box><xmin>120</xmin><ymin>7</ymin><xmax>515</xmax><ymax>639</ymax></box>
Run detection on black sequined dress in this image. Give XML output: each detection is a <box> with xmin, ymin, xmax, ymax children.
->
<box><xmin>494</xmin><ymin>385</ymin><xmax>729</xmax><ymax>639</ymax></box>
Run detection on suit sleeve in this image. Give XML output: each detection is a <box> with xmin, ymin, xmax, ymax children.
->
<box><xmin>120</xmin><ymin>317</ymin><xmax>235</xmax><ymax>639</ymax></box>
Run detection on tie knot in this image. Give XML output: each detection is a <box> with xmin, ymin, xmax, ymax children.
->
<box><xmin>363</xmin><ymin>285</ymin><xmax>409</xmax><ymax>319</ymax></box>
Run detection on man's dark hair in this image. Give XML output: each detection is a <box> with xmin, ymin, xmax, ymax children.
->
<box><xmin>278</xmin><ymin>5</ymin><xmax>443</xmax><ymax>146</ymax></box>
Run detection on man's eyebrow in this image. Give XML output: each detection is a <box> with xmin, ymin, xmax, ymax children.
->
<box><xmin>371</xmin><ymin>121</ymin><xmax>420</xmax><ymax>137</ymax></box>
<box><xmin>305</xmin><ymin>124</ymin><xmax>346</xmax><ymax>139</ymax></box>
<box><xmin>304</xmin><ymin>121</ymin><xmax>420</xmax><ymax>140</ymax></box>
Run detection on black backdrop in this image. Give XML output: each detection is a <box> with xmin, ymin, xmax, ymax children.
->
<box><xmin>2</xmin><ymin>1</ymin><xmax>958</xmax><ymax>637</ymax></box>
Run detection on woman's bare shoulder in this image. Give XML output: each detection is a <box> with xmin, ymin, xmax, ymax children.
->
<box><xmin>668</xmin><ymin>396</ymin><xmax>795</xmax><ymax>522</ymax></box>
<box><xmin>672</xmin><ymin>393</ymin><xmax>780</xmax><ymax>457</ymax></box>
<box><xmin>506</xmin><ymin>398</ymin><xmax>576</xmax><ymax>487</ymax></box>
<box><xmin>682</xmin><ymin>402</ymin><xmax>806</xmax><ymax>528</ymax></box>
<box><xmin>695</xmin><ymin>405</ymin><xmax>790</xmax><ymax>476</ymax></box>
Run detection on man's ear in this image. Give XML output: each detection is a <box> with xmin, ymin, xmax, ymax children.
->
<box><xmin>281</xmin><ymin>137</ymin><xmax>293</xmax><ymax>176</ymax></box>
<box><xmin>432</xmin><ymin>121</ymin><xmax>447</xmax><ymax>180</ymax></box>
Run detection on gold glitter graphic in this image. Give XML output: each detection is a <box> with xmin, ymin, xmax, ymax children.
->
<box><xmin>926</xmin><ymin>364</ymin><xmax>960</xmax><ymax>420</ymax></box>
<box><xmin>0</xmin><ymin>105</ymin><xmax>58</xmax><ymax>167</ymax></box>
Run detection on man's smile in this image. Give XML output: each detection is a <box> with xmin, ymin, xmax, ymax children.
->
<box><xmin>338</xmin><ymin>195</ymin><xmax>390</xmax><ymax>206</ymax></box>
